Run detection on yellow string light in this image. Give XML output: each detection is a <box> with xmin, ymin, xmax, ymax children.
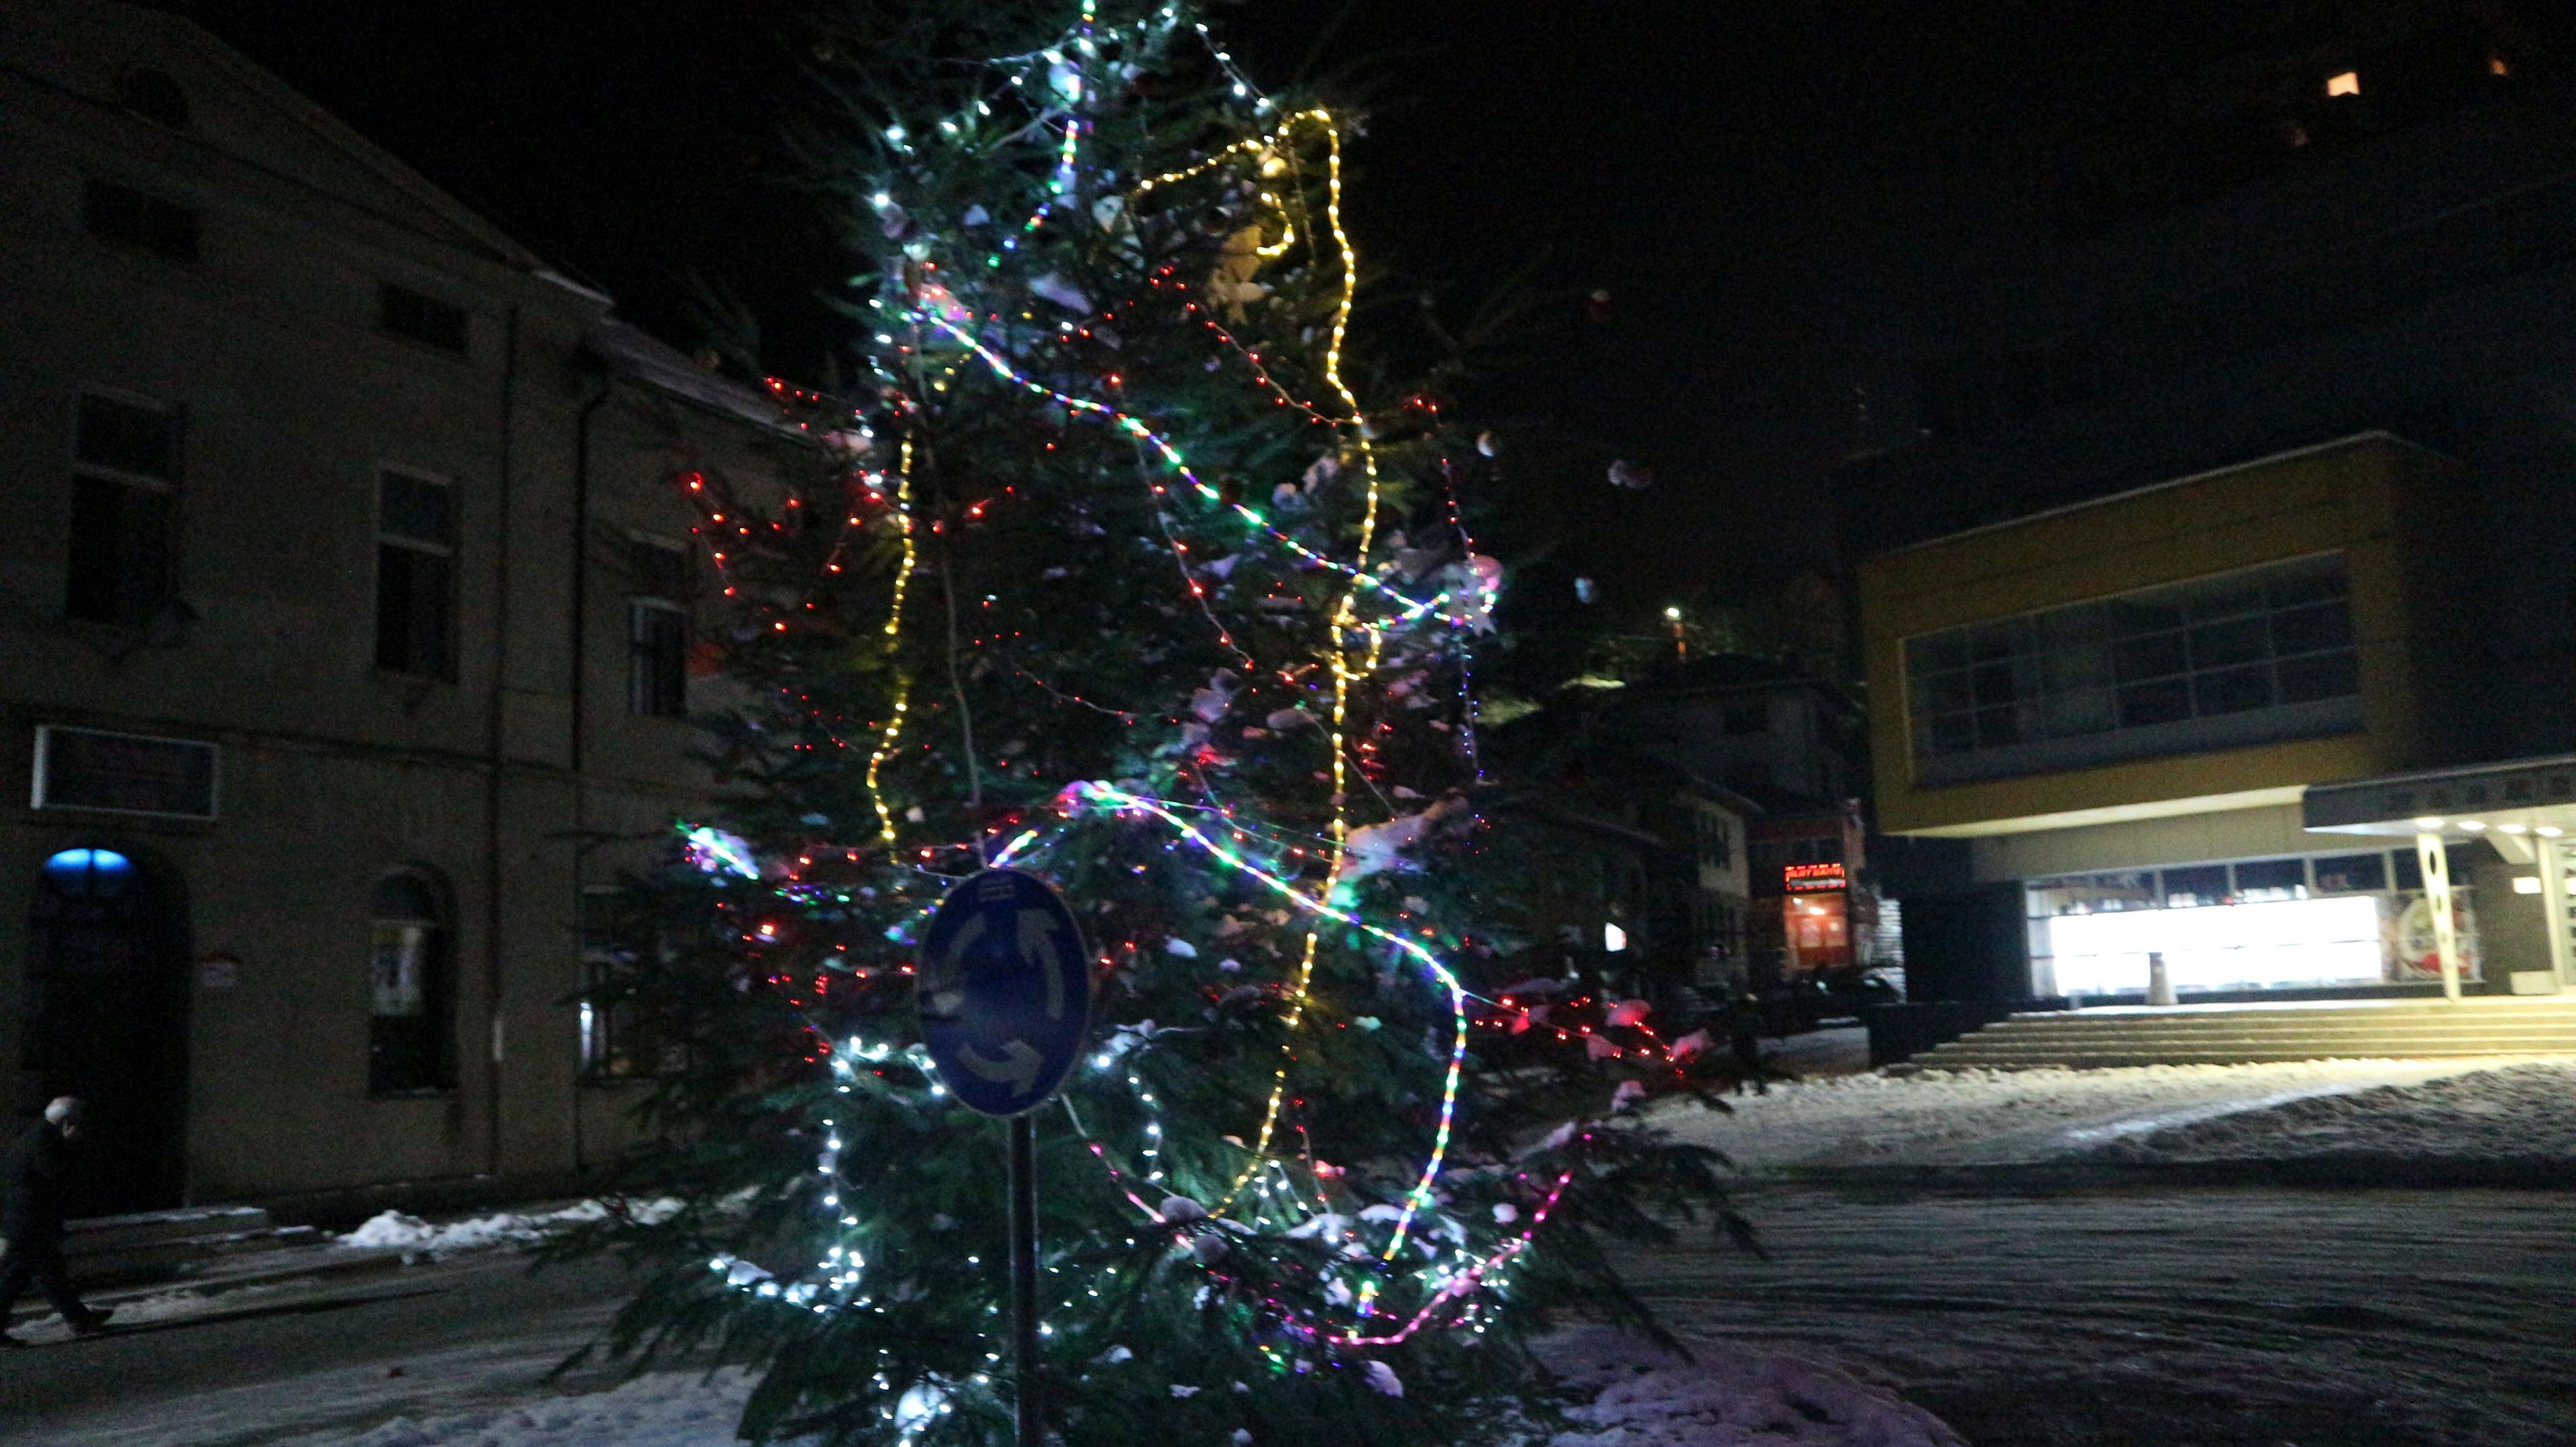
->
<box><xmin>865</xmin><ymin>437</ymin><xmax>918</xmax><ymax>849</ymax></box>
<box><xmin>1228</xmin><ymin>109</ymin><xmax>1385</xmax><ymax>1204</ymax></box>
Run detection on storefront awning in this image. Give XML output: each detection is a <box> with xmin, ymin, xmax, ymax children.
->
<box><xmin>2304</xmin><ymin>753</ymin><xmax>2576</xmax><ymax>857</ymax></box>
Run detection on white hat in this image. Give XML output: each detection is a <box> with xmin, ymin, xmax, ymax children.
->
<box><xmin>43</xmin><ymin>1096</ymin><xmax>83</xmax><ymax>1126</ymax></box>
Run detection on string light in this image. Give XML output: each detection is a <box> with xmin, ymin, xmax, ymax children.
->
<box><xmin>865</xmin><ymin>437</ymin><xmax>919</xmax><ymax>848</ymax></box>
<box><xmin>683</xmin><ymin>0</ymin><xmax>1554</xmax><ymax>1376</ymax></box>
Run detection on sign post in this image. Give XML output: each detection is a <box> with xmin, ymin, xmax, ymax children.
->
<box><xmin>918</xmin><ymin>868</ymin><xmax>1092</xmax><ymax>1447</ymax></box>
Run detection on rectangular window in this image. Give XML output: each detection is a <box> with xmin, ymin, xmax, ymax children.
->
<box><xmin>1904</xmin><ymin>553</ymin><xmax>2361</xmax><ymax>784</ymax></box>
<box><xmin>375</xmin><ymin>470</ymin><xmax>454</xmax><ymax>676</ymax></box>
<box><xmin>580</xmin><ymin>889</ymin><xmax>688</xmax><ymax>1079</ymax></box>
<box><xmin>380</xmin><ymin>283</ymin><xmax>469</xmax><ymax>353</ymax></box>
<box><xmin>68</xmin><ymin>394</ymin><xmax>180</xmax><ymax>626</ymax></box>
<box><xmin>2233</xmin><ymin>857</ymin><xmax>2308</xmax><ymax>902</ymax></box>
<box><xmin>627</xmin><ymin>539</ymin><xmax>692</xmax><ymax>717</ymax></box>
<box><xmin>83</xmin><ymin>178</ymin><xmax>199</xmax><ymax>261</ymax></box>
<box><xmin>1693</xmin><ymin>808</ymin><xmax>1733</xmax><ymax>871</ymax></box>
<box><xmin>2314</xmin><ymin>852</ymin><xmax>2389</xmax><ymax>894</ymax></box>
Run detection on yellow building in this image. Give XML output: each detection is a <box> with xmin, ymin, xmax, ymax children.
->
<box><xmin>1860</xmin><ymin>432</ymin><xmax>2565</xmax><ymax>1001</ymax></box>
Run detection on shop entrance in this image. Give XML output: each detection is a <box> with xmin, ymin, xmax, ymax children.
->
<box><xmin>23</xmin><ymin>847</ymin><xmax>189</xmax><ymax>1215</ymax></box>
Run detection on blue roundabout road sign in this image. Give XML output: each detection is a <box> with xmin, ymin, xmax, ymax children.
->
<box><xmin>917</xmin><ymin>867</ymin><xmax>1093</xmax><ymax>1117</ymax></box>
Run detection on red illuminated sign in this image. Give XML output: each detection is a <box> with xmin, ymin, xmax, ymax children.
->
<box><xmin>1784</xmin><ymin>862</ymin><xmax>1846</xmax><ymax>892</ymax></box>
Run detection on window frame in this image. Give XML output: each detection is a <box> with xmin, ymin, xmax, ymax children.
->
<box><xmin>578</xmin><ymin>886</ymin><xmax>690</xmax><ymax>1082</ymax></box>
<box><xmin>366</xmin><ymin>869</ymin><xmax>458</xmax><ymax>1097</ymax></box>
<box><xmin>82</xmin><ymin>176</ymin><xmax>201</xmax><ymax>262</ymax></box>
<box><xmin>66</xmin><ymin>389</ymin><xmax>182</xmax><ymax>628</ymax></box>
<box><xmin>1902</xmin><ymin>552</ymin><xmax>2362</xmax><ymax>785</ymax></box>
<box><xmin>378</xmin><ymin>282</ymin><xmax>471</xmax><ymax>355</ymax></box>
<box><xmin>625</xmin><ymin>535</ymin><xmax>694</xmax><ymax>718</ymax></box>
<box><xmin>373</xmin><ymin>466</ymin><xmax>458</xmax><ymax>680</ymax></box>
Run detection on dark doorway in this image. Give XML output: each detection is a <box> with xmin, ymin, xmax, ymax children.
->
<box><xmin>23</xmin><ymin>846</ymin><xmax>189</xmax><ymax>1216</ymax></box>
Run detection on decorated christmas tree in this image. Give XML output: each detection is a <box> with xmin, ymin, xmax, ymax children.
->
<box><xmin>567</xmin><ymin>3</ymin><xmax>1741</xmax><ymax>1442</ymax></box>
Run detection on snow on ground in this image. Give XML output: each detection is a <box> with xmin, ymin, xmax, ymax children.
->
<box><xmin>272</xmin><ymin>1332</ymin><xmax>1962</xmax><ymax>1447</ymax></box>
<box><xmin>1536</xmin><ymin>1325</ymin><xmax>1964</xmax><ymax>1447</ymax></box>
<box><xmin>283</xmin><ymin>1369</ymin><xmax>770</xmax><ymax>1447</ymax></box>
<box><xmin>1754</xmin><ymin>1026</ymin><xmax>1875</xmax><ymax>1081</ymax></box>
<box><xmin>1655</xmin><ymin>1056</ymin><xmax>2510</xmax><ymax>1171</ymax></box>
<box><xmin>339</xmin><ymin>1197</ymin><xmax>681</xmax><ymax>1258</ymax></box>
<box><xmin>2092</xmin><ymin>1060</ymin><xmax>2576</xmax><ymax>1164</ymax></box>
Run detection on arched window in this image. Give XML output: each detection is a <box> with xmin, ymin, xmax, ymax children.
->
<box><xmin>368</xmin><ymin>871</ymin><xmax>454</xmax><ymax>1094</ymax></box>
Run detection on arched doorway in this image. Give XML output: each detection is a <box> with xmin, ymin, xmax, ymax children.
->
<box><xmin>24</xmin><ymin>846</ymin><xmax>189</xmax><ymax>1215</ymax></box>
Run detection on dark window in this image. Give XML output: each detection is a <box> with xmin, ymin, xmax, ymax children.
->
<box><xmin>581</xmin><ymin>890</ymin><xmax>688</xmax><ymax>1079</ymax></box>
<box><xmin>368</xmin><ymin>872</ymin><xmax>455</xmax><ymax>1093</ymax></box>
<box><xmin>375</xmin><ymin>470</ymin><xmax>454</xmax><ymax>676</ymax></box>
<box><xmin>380</xmin><ymin>284</ymin><xmax>468</xmax><ymax>353</ymax></box>
<box><xmin>83</xmin><ymin>179</ymin><xmax>199</xmax><ymax>261</ymax></box>
<box><xmin>118</xmin><ymin>68</ymin><xmax>191</xmax><ymax>128</ymax></box>
<box><xmin>2314</xmin><ymin>852</ymin><xmax>2389</xmax><ymax>894</ymax></box>
<box><xmin>1720</xmin><ymin>700</ymin><xmax>1770</xmax><ymax>735</ymax></box>
<box><xmin>627</xmin><ymin>539</ymin><xmax>692</xmax><ymax>717</ymax></box>
<box><xmin>1694</xmin><ymin>808</ymin><xmax>1733</xmax><ymax>871</ymax></box>
<box><xmin>2393</xmin><ymin>849</ymin><xmax>2426</xmax><ymax>891</ymax></box>
<box><xmin>67</xmin><ymin>394</ymin><xmax>179</xmax><ymax>626</ymax></box>
<box><xmin>2233</xmin><ymin>857</ymin><xmax>2307</xmax><ymax>898</ymax></box>
<box><xmin>2160</xmin><ymin>864</ymin><xmax>2231</xmax><ymax>907</ymax></box>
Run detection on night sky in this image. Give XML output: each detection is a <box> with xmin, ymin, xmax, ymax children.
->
<box><xmin>163</xmin><ymin>1</ymin><xmax>2247</xmax><ymax>631</ymax></box>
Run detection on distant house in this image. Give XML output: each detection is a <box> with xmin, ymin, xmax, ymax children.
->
<box><xmin>0</xmin><ymin>0</ymin><xmax>808</xmax><ymax>1212</ymax></box>
<box><xmin>1481</xmin><ymin>702</ymin><xmax>1759</xmax><ymax>1019</ymax></box>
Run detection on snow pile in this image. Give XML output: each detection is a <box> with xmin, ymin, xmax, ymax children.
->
<box><xmin>339</xmin><ymin>1197</ymin><xmax>682</xmax><ymax>1258</ymax></box>
<box><xmin>2092</xmin><ymin>1061</ymin><xmax>2576</xmax><ymax>1165</ymax></box>
<box><xmin>313</xmin><ymin>1370</ymin><xmax>776</xmax><ymax>1447</ymax></box>
<box><xmin>1536</xmin><ymin>1326</ymin><xmax>1965</xmax><ymax>1447</ymax></box>
<box><xmin>1656</xmin><ymin>1057</ymin><xmax>2490</xmax><ymax>1171</ymax></box>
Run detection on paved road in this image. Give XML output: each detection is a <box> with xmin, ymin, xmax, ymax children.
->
<box><xmin>1638</xmin><ymin>1182</ymin><xmax>2576</xmax><ymax>1447</ymax></box>
<box><xmin>7</xmin><ymin>1185</ymin><xmax>2574</xmax><ymax>1445</ymax></box>
<box><xmin>0</xmin><ymin>1253</ymin><xmax>637</xmax><ymax>1446</ymax></box>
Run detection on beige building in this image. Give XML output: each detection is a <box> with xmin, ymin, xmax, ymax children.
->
<box><xmin>0</xmin><ymin>1</ymin><xmax>805</xmax><ymax>1214</ymax></box>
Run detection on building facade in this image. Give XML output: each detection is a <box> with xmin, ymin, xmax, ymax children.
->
<box><xmin>1858</xmin><ymin>433</ymin><xmax>2570</xmax><ymax>1004</ymax></box>
<box><xmin>1</xmin><ymin>1</ymin><xmax>802</xmax><ymax>1212</ymax></box>
<box><xmin>1837</xmin><ymin>6</ymin><xmax>2576</xmax><ymax>1018</ymax></box>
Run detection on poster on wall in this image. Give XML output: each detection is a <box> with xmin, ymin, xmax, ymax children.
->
<box><xmin>2386</xmin><ymin>891</ymin><xmax>2481</xmax><ymax>984</ymax></box>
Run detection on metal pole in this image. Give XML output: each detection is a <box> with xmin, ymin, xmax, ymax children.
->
<box><xmin>2416</xmin><ymin>832</ymin><xmax>2462</xmax><ymax>1003</ymax></box>
<box><xmin>1009</xmin><ymin>1113</ymin><xmax>1041</xmax><ymax>1447</ymax></box>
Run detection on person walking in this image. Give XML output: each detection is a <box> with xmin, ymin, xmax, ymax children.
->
<box><xmin>1728</xmin><ymin>993</ymin><xmax>1772</xmax><ymax>1096</ymax></box>
<box><xmin>0</xmin><ymin>1097</ymin><xmax>113</xmax><ymax>1346</ymax></box>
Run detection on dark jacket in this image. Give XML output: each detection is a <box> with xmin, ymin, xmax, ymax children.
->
<box><xmin>1</xmin><ymin>1121</ymin><xmax>71</xmax><ymax>1246</ymax></box>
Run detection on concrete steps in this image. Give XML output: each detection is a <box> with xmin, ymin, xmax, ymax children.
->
<box><xmin>1914</xmin><ymin>998</ymin><xmax>2576</xmax><ymax>1069</ymax></box>
<box><xmin>11</xmin><ymin>1203</ymin><xmax>408</xmax><ymax>1328</ymax></box>
<box><xmin>60</xmin><ymin>1205</ymin><xmax>327</xmax><ymax>1288</ymax></box>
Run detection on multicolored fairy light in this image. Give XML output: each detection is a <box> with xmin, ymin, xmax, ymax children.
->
<box><xmin>682</xmin><ymin>0</ymin><xmax>1578</xmax><ymax>1381</ymax></box>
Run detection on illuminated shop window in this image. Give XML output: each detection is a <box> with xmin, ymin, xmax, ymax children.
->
<box><xmin>2026</xmin><ymin>849</ymin><xmax>2478</xmax><ymax>995</ymax></box>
